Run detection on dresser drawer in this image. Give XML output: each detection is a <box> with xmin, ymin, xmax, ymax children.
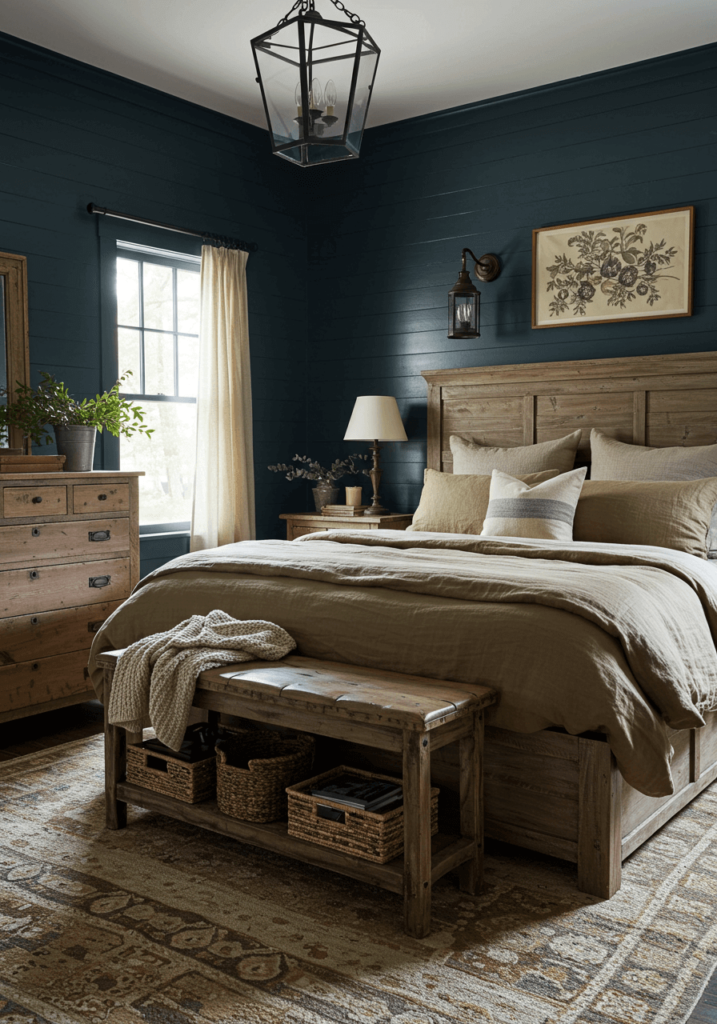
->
<box><xmin>0</xmin><ymin>600</ymin><xmax>123</xmax><ymax>665</ymax></box>
<box><xmin>0</xmin><ymin>519</ymin><xmax>130</xmax><ymax>567</ymax></box>
<box><xmin>0</xmin><ymin>557</ymin><xmax>131</xmax><ymax>617</ymax></box>
<box><xmin>3</xmin><ymin>485</ymin><xmax>67</xmax><ymax>518</ymax></box>
<box><xmin>73</xmin><ymin>483</ymin><xmax>130</xmax><ymax>514</ymax></box>
<box><xmin>0</xmin><ymin>649</ymin><xmax>92</xmax><ymax>716</ymax></box>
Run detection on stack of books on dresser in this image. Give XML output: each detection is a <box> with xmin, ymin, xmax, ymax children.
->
<box><xmin>321</xmin><ymin>504</ymin><xmax>369</xmax><ymax>516</ymax></box>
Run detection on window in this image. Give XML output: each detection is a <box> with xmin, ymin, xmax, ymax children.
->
<box><xmin>116</xmin><ymin>243</ymin><xmax>201</xmax><ymax>529</ymax></box>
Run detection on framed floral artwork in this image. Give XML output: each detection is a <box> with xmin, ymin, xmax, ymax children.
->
<box><xmin>532</xmin><ymin>206</ymin><xmax>693</xmax><ymax>328</ymax></box>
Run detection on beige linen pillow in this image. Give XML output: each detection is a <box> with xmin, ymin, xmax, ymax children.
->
<box><xmin>590</xmin><ymin>429</ymin><xmax>717</xmax><ymax>482</ymax></box>
<box><xmin>591</xmin><ymin>428</ymin><xmax>717</xmax><ymax>555</ymax></box>
<box><xmin>451</xmin><ymin>430</ymin><xmax>581</xmax><ymax>476</ymax></box>
<box><xmin>573</xmin><ymin>478</ymin><xmax>717</xmax><ymax>558</ymax></box>
<box><xmin>481</xmin><ymin>467</ymin><xmax>587</xmax><ymax>541</ymax></box>
<box><xmin>408</xmin><ymin>468</ymin><xmax>559</xmax><ymax>535</ymax></box>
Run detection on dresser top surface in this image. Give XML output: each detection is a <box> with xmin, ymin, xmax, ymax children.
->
<box><xmin>0</xmin><ymin>471</ymin><xmax>144</xmax><ymax>481</ymax></box>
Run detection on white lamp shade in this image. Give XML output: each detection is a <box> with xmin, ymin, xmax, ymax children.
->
<box><xmin>344</xmin><ymin>396</ymin><xmax>408</xmax><ymax>442</ymax></box>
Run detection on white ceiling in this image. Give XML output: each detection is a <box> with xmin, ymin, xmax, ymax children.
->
<box><xmin>1</xmin><ymin>0</ymin><xmax>715</xmax><ymax>128</ymax></box>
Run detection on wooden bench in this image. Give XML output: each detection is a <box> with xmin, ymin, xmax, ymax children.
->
<box><xmin>99</xmin><ymin>652</ymin><xmax>496</xmax><ymax>938</ymax></box>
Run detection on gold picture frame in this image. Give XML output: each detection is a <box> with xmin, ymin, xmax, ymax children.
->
<box><xmin>532</xmin><ymin>206</ymin><xmax>694</xmax><ymax>329</ymax></box>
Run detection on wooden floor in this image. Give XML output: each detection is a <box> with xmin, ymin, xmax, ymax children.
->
<box><xmin>0</xmin><ymin>701</ymin><xmax>715</xmax><ymax>1020</ymax></box>
<box><xmin>0</xmin><ymin>699</ymin><xmax>104</xmax><ymax>761</ymax></box>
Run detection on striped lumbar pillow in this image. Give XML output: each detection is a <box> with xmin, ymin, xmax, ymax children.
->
<box><xmin>481</xmin><ymin>467</ymin><xmax>587</xmax><ymax>541</ymax></box>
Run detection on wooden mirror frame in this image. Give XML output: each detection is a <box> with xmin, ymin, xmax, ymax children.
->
<box><xmin>0</xmin><ymin>252</ymin><xmax>30</xmax><ymax>451</ymax></box>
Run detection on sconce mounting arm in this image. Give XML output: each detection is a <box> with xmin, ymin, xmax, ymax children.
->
<box><xmin>462</xmin><ymin>248</ymin><xmax>501</xmax><ymax>283</ymax></box>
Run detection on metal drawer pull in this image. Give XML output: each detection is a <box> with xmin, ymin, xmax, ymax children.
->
<box><xmin>32</xmin><ymin>496</ymin><xmax>42</xmax><ymax>504</ymax></box>
<box><xmin>31</xmin><ymin>663</ymin><xmax>39</xmax><ymax>671</ymax></box>
<box><xmin>89</xmin><ymin>575</ymin><xmax>111</xmax><ymax>588</ymax></box>
<box><xmin>30</xmin><ymin>616</ymin><xmax>39</xmax><ymax>625</ymax></box>
<box><xmin>29</xmin><ymin>570</ymin><xmax>39</xmax><ymax>580</ymax></box>
<box><xmin>32</xmin><ymin>528</ymin><xmax>40</xmax><ymax>537</ymax></box>
<box><xmin>88</xmin><ymin>620</ymin><xmax>105</xmax><ymax>633</ymax></box>
<box><xmin>98</xmin><ymin>493</ymin><xmax>108</xmax><ymax>501</ymax></box>
<box><xmin>88</xmin><ymin>530</ymin><xmax>110</xmax><ymax>542</ymax></box>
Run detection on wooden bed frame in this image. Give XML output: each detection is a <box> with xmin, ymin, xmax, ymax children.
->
<box><xmin>420</xmin><ymin>350</ymin><xmax>717</xmax><ymax>899</ymax></box>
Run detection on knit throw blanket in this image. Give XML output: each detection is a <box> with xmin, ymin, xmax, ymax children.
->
<box><xmin>107</xmin><ymin>610</ymin><xmax>297</xmax><ymax>750</ymax></box>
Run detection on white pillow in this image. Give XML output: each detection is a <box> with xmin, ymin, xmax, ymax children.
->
<box><xmin>481</xmin><ymin>467</ymin><xmax>587</xmax><ymax>542</ymax></box>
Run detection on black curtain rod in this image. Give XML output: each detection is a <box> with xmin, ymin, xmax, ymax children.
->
<box><xmin>87</xmin><ymin>204</ymin><xmax>258</xmax><ymax>253</ymax></box>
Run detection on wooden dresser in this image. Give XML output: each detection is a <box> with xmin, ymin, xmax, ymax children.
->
<box><xmin>280</xmin><ymin>511</ymin><xmax>413</xmax><ymax>540</ymax></box>
<box><xmin>0</xmin><ymin>470</ymin><xmax>142</xmax><ymax>723</ymax></box>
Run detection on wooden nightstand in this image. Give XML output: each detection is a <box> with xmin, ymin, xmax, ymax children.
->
<box><xmin>280</xmin><ymin>512</ymin><xmax>413</xmax><ymax>541</ymax></box>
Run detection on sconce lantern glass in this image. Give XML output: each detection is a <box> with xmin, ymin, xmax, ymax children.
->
<box><xmin>251</xmin><ymin>0</ymin><xmax>380</xmax><ymax>168</ymax></box>
<box><xmin>447</xmin><ymin>249</ymin><xmax>501</xmax><ymax>339</ymax></box>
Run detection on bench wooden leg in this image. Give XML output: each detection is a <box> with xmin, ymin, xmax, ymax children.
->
<box><xmin>403</xmin><ymin>729</ymin><xmax>432</xmax><ymax>938</ymax></box>
<box><xmin>103</xmin><ymin>666</ymin><xmax>127</xmax><ymax>830</ymax></box>
<box><xmin>458</xmin><ymin>711</ymin><xmax>484</xmax><ymax>895</ymax></box>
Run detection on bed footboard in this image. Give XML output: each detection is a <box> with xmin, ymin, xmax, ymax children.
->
<box><xmin>482</xmin><ymin>712</ymin><xmax>717</xmax><ymax>898</ymax></box>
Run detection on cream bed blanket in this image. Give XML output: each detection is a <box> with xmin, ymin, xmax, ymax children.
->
<box><xmin>89</xmin><ymin>530</ymin><xmax>717</xmax><ymax>797</ymax></box>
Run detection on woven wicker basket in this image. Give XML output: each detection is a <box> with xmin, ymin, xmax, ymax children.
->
<box><xmin>216</xmin><ymin>727</ymin><xmax>315</xmax><ymax>823</ymax></box>
<box><xmin>126</xmin><ymin>743</ymin><xmax>216</xmax><ymax>804</ymax></box>
<box><xmin>287</xmin><ymin>765</ymin><xmax>439</xmax><ymax>864</ymax></box>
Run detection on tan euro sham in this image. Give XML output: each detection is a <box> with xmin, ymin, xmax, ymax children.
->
<box><xmin>408</xmin><ymin>468</ymin><xmax>559</xmax><ymax>535</ymax></box>
<box><xmin>590</xmin><ymin>429</ymin><xmax>717</xmax><ymax>555</ymax></box>
<box><xmin>574</xmin><ymin>477</ymin><xmax>717</xmax><ymax>558</ymax></box>
<box><xmin>591</xmin><ymin>429</ymin><xmax>717</xmax><ymax>482</ymax></box>
<box><xmin>450</xmin><ymin>429</ymin><xmax>581</xmax><ymax>476</ymax></box>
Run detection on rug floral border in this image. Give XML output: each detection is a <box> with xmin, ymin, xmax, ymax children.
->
<box><xmin>532</xmin><ymin>205</ymin><xmax>694</xmax><ymax>328</ymax></box>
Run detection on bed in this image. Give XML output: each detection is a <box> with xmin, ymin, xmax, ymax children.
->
<box><xmin>422</xmin><ymin>349</ymin><xmax>717</xmax><ymax>897</ymax></box>
<box><xmin>89</xmin><ymin>349</ymin><xmax>717</xmax><ymax>900</ymax></box>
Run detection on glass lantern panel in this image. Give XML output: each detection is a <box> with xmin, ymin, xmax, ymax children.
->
<box><xmin>254</xmin><ymin>22</ymin><xmax>305</xmax><ymax>148</ymax></box>
<box><xmin>346</xmin><ymin>41</ymin><xmax>379</xmax><ymax>155</ymax></box>
<box><xmin>305</xmin><ymin>22</ymin><xmax>360</xmax><ymax>141</ymax></box>
<box><xmin>450</xmin><ymin>293</ymin><xmax>479</xmax><ymax>336</ymax></box>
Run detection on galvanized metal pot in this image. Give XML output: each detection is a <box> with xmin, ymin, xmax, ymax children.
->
<box><xmin>54</xmin><ymin>425</ymin><xmax>97</xmax><ymax>472</ymax></box>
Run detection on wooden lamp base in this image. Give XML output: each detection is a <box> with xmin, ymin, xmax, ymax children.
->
<box><xmin>365</xmin><ymin>440</ymin><xmax>389</xmax><ymax>516</ymax></box>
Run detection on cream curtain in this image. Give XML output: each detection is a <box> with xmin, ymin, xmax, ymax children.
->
<box><xmin>190</xmin><ymin>246</ymin><xmax>255</xmax><ymax>550</ymax></box>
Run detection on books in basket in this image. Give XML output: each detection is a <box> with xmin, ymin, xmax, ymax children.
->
<box><xmin>321</xmin><ymin>505</ymin><xmax>369</xmax><ymax>516</ymax></box>
<box><xmin>311</xmin><ymin>772</ymin><xmax>403</xmax><ymax>814</ymax></box>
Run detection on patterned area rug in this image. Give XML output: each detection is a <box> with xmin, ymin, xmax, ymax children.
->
<box><xmin>1</xmin><ymin>737</ymin><xmax>716</xmax><ymax>1024</ymax></box>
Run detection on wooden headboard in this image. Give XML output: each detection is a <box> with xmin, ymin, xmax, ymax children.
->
<box><xmin>422</xmin><ymin>351</ymin><xmax>717</xmax><ymax>472</ymax></box>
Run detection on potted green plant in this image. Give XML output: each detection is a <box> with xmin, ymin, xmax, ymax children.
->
<box><xmin>269</xmin><ymin>454</ymin><xmax>370</xmax><ymax>511</ymax></box>
<box><xmin>0</xmin><ymin>371</ymin><xmax>153</xmax><ymax>471</ymax></box>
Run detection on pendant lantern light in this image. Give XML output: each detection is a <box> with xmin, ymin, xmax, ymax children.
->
<box><xmin>251</xmin><ymin>0</ymin><xmax>380</xmax><ymax>167</ymax></box>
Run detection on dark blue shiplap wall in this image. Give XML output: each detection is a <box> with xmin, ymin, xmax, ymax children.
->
<box><xmin>0</xmin><ymin>31</ymin><xmax>307</xmax><ymax>573</ymax></box>
<box><xmin>305</xmin><ymin>43</ymin><xmax>717</xmax><ymax>516</ymax></box>
<box><xmin>2</xmin><ymin>33</ymin><xmax>716</xmax><ymax>561</ymax></box>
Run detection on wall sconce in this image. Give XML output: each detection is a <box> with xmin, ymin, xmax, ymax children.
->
<box><xmin>448</xmin><ymin>248</ymin><xmax>501</xmax><ymax>339</ymax></box>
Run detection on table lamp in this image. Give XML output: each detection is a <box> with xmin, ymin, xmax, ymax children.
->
<box><xmin>344</xmin><ymin>396</ymin><xmax>407</xmax><ymax>516</ymax></box>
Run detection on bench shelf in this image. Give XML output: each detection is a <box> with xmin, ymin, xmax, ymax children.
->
<box><xmin>117</xmin><ymin>780</ymin><xmax>475</xmax><ymax>895</ymax></box>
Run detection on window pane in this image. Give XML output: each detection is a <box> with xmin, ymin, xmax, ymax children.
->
<box><xmin>117</xmin><ymin>258</ymin><xmax>140</xmax><ymax>326</ymax></box>
<box><xmin>177</xmin><ymin>269</ymin><xmax>200</xmax><ymax>334</ymax></box>
<box><xmin>144</xmin><ymin>331</ymin><xmax>174</xmax><ymax>395</ymax></box>
<box><xmin>143</xmin><ymin>263</ymin><xmax>173</xmax><ymax>331</ymax></box>
<box><xmin>118</xmin><ymin>328</ymin><xmax>141</xmax><ymax>392</ymax></box>
<box><xmin>177</xmin><ymin>335</ymin><xmax>199</xmax><ymax>398</ymax></box>
<box><xmin>120</xmin><ymin>401</ymin><xmax>197</xmax><ymax>526</ymax></box>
